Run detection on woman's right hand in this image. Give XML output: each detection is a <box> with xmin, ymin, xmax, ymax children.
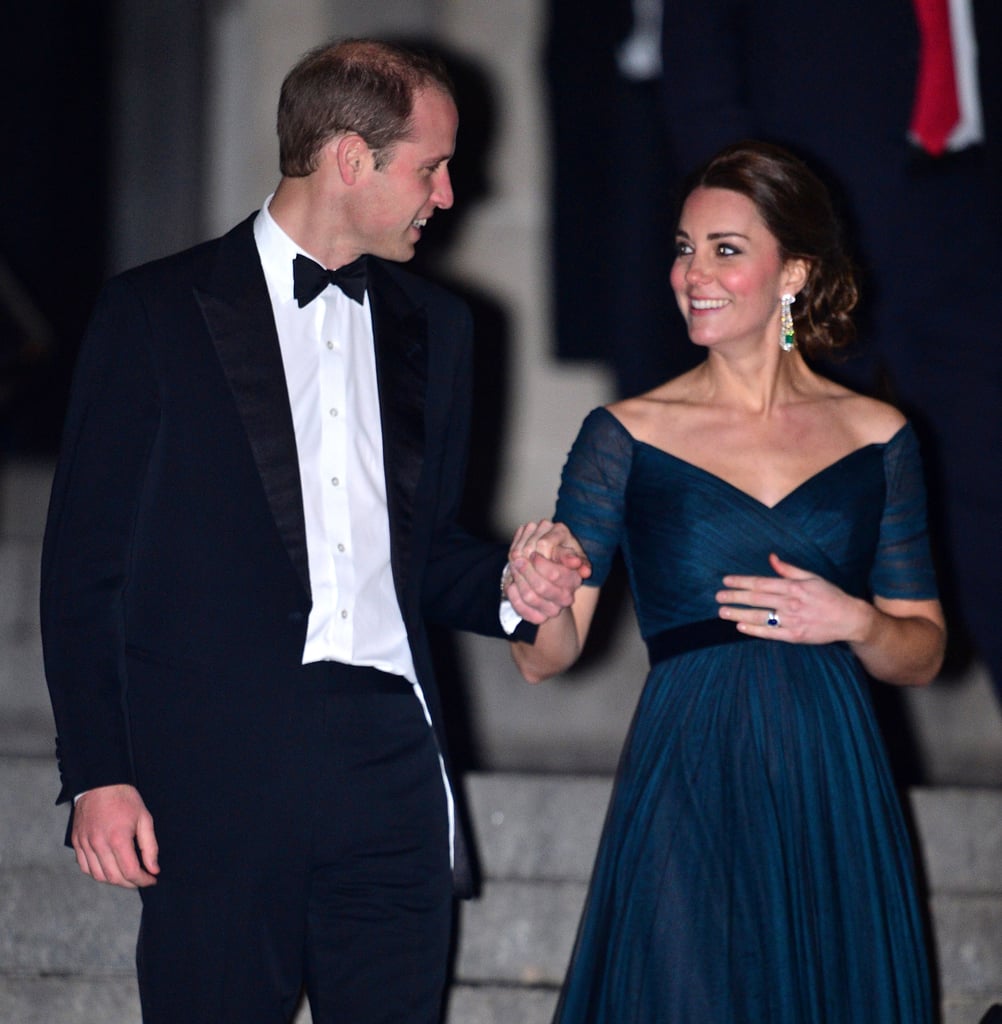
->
<box><xmin>504</xmin><ymin>519</ymin><xmax>591</xmax><ymax>626</ymax></box>
<box><xmin>507</xmin><ymin>519</ymin><xmax>597</xmax><ymax>681</ymax></box>
<box><xmin>509</xmin><ymin>518</ymin><xmax>585</xmax><ymax>565</ymax></box>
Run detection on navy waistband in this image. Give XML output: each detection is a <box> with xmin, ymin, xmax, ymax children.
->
<box><xmin>645</xmin><ymin>618</ymin><xmax>751</xmax><ymax>666</ymax></box>
<box><xmin>302</xmin><ymin>661</ymin><xmax>413</xmax><ymax>694</ymax></box>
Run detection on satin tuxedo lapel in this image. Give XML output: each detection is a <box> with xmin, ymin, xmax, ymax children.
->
<box><xmin>368</xmin><ymin>259</ymin><xmax>428</xmax><ymax>612</ymax></box>
<box><xmin>194</xmin><ymin>215</ymin><xmax>311</xmax><ymax>599</ymax></box>
<box><xmin>190</xmin><ymin>226</ymin><xmax>429</xmax><ymax>616</ymax></box>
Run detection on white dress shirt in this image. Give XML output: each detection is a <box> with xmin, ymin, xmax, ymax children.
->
<box><xmin>254</xmin><ymin>198</ymin><xmax>417</xmax><ymax>681</ymax></box>
<box><xmin>253</xmin><ymin>196</ymin><xmax>456</xmax><ymax>861</ymax></box>
<box><xmin>945</xmin><ymin>0</ymin><xmax>984</xmax><ymax>150</ymax></box>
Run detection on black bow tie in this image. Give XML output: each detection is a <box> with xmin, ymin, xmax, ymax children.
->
<box><xmin>292</xmin><ymin>253</ymin><xmax>368</xmax><ymax>306</ymax></box>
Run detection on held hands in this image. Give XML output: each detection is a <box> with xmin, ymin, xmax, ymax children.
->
<box><xmin>505</xmin><ymin>519</ymin><xmax>592</xmax><ymax>625</ymax></box>
<box><xmin>716</xmin><ymin>552</ymin><xmax>872</xmax><ymax>645</ymax></box>
<box><xmin>71</xmin><ymin>784</ymin><xmax>160</xmax><ymax>888</ymax></box>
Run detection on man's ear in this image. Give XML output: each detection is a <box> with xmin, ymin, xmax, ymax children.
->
<box><xmin>334</xmin><ymin>134</ymin><xmax>369</xmax><ymax>185</ymax></box>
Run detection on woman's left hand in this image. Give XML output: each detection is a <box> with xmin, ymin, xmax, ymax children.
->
<box><xmin>716</xmin><ymin>552</ymin><xmax>871</xmax><ymax>644</ymax></box>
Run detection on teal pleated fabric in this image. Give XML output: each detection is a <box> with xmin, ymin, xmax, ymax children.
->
<box><xmin>552</xmin><ymin>408</ymin><xmax>935</xmax><ymax>1024</ymax></box>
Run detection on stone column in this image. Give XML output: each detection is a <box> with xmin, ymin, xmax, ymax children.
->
<box><xmin>434</xmin><ymin>2</ymin><xmax>610</xmax><ymax>526</ymax></box>
<box><xmin>109</xmin><ymin>1</ymin><xmax>208</xmax><ymax>272</ymax></box>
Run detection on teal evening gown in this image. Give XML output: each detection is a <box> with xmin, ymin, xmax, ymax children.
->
<box><xmin>552</xmin><ymin>408</ymin><xmax>936</xmax><ymax>1023</ymax></box>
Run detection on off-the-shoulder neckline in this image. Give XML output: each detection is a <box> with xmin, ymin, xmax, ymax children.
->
<box><xmin>591</xmin><ymin>407</ymin><xmax>907</xmax><ymax>511</ymax></box>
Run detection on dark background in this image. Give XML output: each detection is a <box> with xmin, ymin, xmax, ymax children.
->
<box><xmin>1</xmin><ymin>4</ymin><xmax>113</xmax><ymax>454</ymax></box>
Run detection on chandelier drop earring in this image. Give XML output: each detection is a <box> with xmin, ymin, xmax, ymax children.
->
<box><xmin>780</xmin><ymin>293</ymin><xmax>796</xmax><ymax>352</ymax></box>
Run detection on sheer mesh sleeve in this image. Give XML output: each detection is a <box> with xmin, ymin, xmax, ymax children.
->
<box><xmin>869</xmin><ymin>423</ymin><xmax>939</xmax><ymax>601</ymax></box>
<box><xmin>554</xmin><ymin>408</ymin><xmax>634</xmax><ymax>587</ymax></box>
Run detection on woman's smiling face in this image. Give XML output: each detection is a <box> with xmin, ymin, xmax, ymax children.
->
<box><xmin>671</xmin><ymin>186</ymin><xmax>801</xmax><ymax>352</ymax></box>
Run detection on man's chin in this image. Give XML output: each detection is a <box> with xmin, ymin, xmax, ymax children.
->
<box><xmin>369</xmin><ymin>242</ymin><xmax>416</xmax><ymax>264</ymax></box>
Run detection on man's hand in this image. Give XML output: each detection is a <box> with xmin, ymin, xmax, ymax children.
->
<box><xmin>71</xmin><ymin>784</ymin><xmax>160</xmax><ymax>888</ymax></box>
<box><xmin>505</xmin><ymin>519</ymin><xmax>592</xmax><ymax>624</ymax></box>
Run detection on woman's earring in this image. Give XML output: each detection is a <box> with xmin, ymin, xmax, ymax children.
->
<box><xmin>780</xmin><ymin>293</ymin><xmax>796</xmax><ymax>352</ymax></box>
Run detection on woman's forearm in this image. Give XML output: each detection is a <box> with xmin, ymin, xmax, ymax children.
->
<box><xmin>512</xmin><ymin>605</ymin><xmax>584</xmax><ymax>683</ymax></box>
<box><xmin>849</xmin><ymin>598</ymin><xmax>946</xmax><ymax>686</ymax></box>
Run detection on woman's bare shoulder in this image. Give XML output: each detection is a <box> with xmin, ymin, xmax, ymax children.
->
<box><xmin>823</xmin><ymin>385</ymin><xmax>906</xmax><ymax>444</ymax></box>
<box><xmin>607</xmin><ymin>371</ymin><xmax>704</xmax><ymax>436</ymax></box>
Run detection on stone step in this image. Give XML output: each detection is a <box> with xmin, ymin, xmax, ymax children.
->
<box><xmin>456</xmin><ymin>774</ymin><xmax>1002</xmax><ymax>1012</ymax></box>
<box><xmin>454</xmin><ymin>880</ymin><xmax>584</xmax><ymax>987</ymax></box>
<box><xmin>2</xmin><ymin>980</ymin><xmax>996</xmax><ymax>1024</ymax></box>
<box><xmin>0</xmin><ymin>977</ymin><xmax>140</xmax><ymax>1024</ymax></box>
<box><xmin>910</xmin><ymin>788</ymin><xmax>1002</xmax><ymax>892</ymax></box>
<box><xmin>0</xmin><ymin>534</ymin><xmax>52</xmax><ymax>758</ymax></box>
<box><xmin>0</xmin><ymin>757</ymin><xmax>68</xmax><ymax>868</ymax></box>
<box><xmin>3</xmin><ymin>765</ymin><xmax>1001</xmax><ymax>1023</ymax></box>
<box><xmin>451</xmin><ymin>881</ymin><xmax>1002</xmax><ymax>1003</ymax></box>
<box><xmin>463</xmin><ymin>773</ymin><xmax>1002</xmax><ymax>889</ymax></box>
<box><xmin>0</xmin><ymin>865</ymin><xmax>137</xmax><ymax>975</ymax></box>
<box><xmin>0</xmin><ymin>460</ymin><xmax>59</xmax><ymax>765</ymax></box>
<box><xmin>0</xmin><ymin>458</ymin><xmax>53</xmax><ymax>542</ymax></box>
<box><xmin>463</xmin><ymin>772</ymin><xmax>612</xmax><ymax>882</ymax></box>
<box><xmin>0</xmin><ymin>979</ymin><xmax>558</xmax><ymax>1024</ymax></box>
<box><xmin>445</xmin><ymin>984</ymin><xmax>558</xmax><ymax>1024</ymax></box>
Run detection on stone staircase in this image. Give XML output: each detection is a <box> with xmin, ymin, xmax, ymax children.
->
<box><xmin>3</xmin><ymin>762</ymin><xmax>1002</xmax><ymax>1024</ymax></box>
<box><xmin>3</xmin><ymin>458</ymin><xmax>1002</xmax><ymax>1024</ymax></box>
<box><xmin>451</xmin><ymin>776</ymin><xmax>1002</xmax><ymax>1024</ymax></box>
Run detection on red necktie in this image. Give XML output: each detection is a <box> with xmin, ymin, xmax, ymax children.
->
<box><xmin>910</xmin><ymin>0</ymin><xmax>960</xmax><ymax>155</ymax></box>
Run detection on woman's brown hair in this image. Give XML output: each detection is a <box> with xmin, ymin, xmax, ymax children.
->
<box><xmin>680</xmin><ymin>140</ymin><xmax>859</xmax><ymax>357</ymax></box>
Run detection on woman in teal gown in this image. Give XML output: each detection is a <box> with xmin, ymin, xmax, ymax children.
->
<box><xmin>509</xmin><ymin>141</ymin><xmax>945</xmax><ymax>1022</ymax></box>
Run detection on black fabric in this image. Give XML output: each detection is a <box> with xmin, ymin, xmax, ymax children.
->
<box><xmin>135</xmin><ymin>673</ymin><xmax>452</xmax><ymax>1024</ymax></box>
<box><xmin>292</xmin><ymin>253</ymin><xmax>368</xmax><ymax>306</ymax></box>
<box><xmin>301</xmin><ymin>661</ymin><xmax>413</xmax><ymax>694</ymax></box>
<box><xmin>646</xmin><ymin>617</ymin><xmax>751</xmax><ymax>665</ymax></box>
<box><xmin>40</xmin><ymin>214</ymin><xmax>515</xmax><ymax>944</ymax></box>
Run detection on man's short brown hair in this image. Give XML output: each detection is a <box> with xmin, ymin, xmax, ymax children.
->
<box><xmin>278</xmin><ymin>38</ymin><xmax>455</xmax><ymax>176</ymax></box>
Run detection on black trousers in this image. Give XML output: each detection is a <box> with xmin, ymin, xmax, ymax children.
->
<box><xmin>135</xmin><ymin>662</ymin><xmax>453</xmax><ymax>1024</ymax></box>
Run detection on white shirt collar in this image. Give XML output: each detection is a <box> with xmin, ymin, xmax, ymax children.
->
<box><xmin>253</xmin><ymin>193</ymin><xmax>322</xmax><ymax>305</ymax></box>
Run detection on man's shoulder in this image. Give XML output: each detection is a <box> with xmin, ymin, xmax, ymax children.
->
<box><xmin>109</xmin><ymin>213</ymin><xmax>257</xmax><ymax>292</ymax></box>
<box><xmin>369</xmin><ymin>258</ymin><xmax>467</xmax><ymax>313</ymax></box>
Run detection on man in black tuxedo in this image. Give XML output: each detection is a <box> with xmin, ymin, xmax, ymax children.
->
<box><xmin>40</xmin><ymin>38</ymin><xmax>587</xmax><ymax>1024</ymax></box>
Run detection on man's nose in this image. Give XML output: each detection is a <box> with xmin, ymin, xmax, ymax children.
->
<box><xmin>432</xmin><ymin>166</ymin><xmax>454</xmax><ymax>210</ymax></box>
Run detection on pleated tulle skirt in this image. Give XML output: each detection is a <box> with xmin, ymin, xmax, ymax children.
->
<box><xmin>553</xmin><ymin>640</ymin><xmax>933</xmax><ymax>1024</ymax></box>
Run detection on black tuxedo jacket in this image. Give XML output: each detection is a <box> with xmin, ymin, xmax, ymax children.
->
<box><xmin>40</xmin><ymin>213</ymin><xmax>527</xmax><ymax>893</ymax></box>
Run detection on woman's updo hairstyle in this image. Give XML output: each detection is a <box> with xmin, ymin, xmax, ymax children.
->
<box><xmin>679</xmin><ymin>140</ymin><xmax>859</xmax><ymax>357</ymax></box>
